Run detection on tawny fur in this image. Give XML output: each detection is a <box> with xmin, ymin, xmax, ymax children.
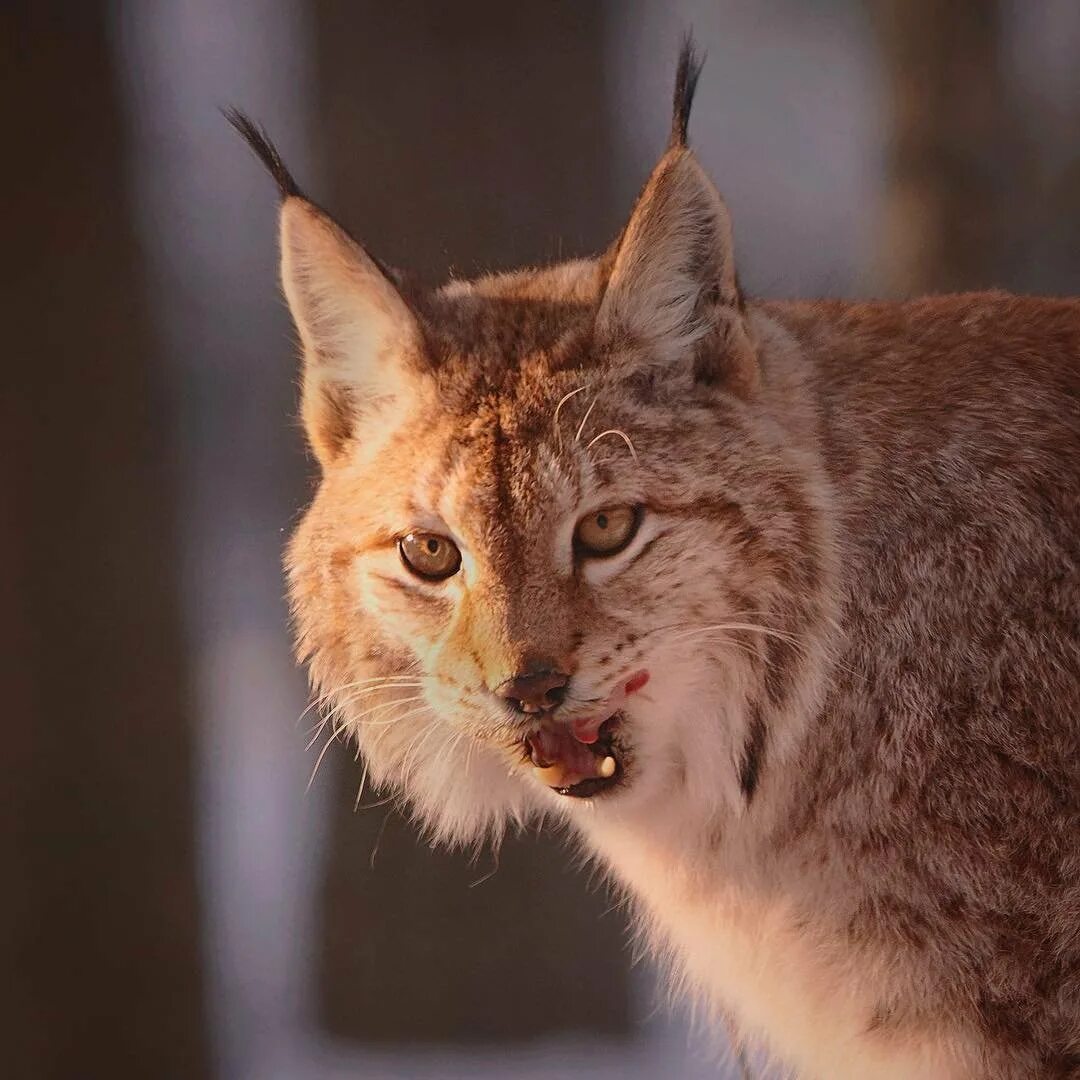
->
<box><xmin>234</xmin><ymin>45</ymin><xmax>1080</xmax><ymax>1080</ymax></box>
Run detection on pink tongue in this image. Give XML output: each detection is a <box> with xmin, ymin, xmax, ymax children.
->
<box><xmin>572</xmin><ymin>715</ymin><xmax>602</xmax><ymax>744</ymax></box>
<box><xmin>528</xmin><ymin>727</ymin><xmax>599</xmax><ymax>779</ymax></box>
<box><xmin>525</xmin><ymin>672</ymin><xmax>647</xmax><ymax>790</ymax></box>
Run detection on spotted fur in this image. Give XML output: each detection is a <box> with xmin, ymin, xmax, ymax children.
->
<box><xmin>237</xmin><ymin>42</ymin><xmax>1080</xmax><ymax>1080</ymax></box>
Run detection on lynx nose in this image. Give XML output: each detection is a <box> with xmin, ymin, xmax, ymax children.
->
<box><xmin>495</xmin><ymin>667</ymin><xmax>569</xmax><ymax>714</ymax></box>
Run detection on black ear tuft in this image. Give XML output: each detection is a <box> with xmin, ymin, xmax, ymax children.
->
<box><xmin>670</xmin><ymin>34</ymin><xmax>705</xmax><ymax>149</ymax></box>
<box><xmin>223</xmin><ymin>107</ymin><xmax>302</xmax><ymax>199</ymax></box>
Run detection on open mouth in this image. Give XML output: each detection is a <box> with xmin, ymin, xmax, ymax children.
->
<box><xmin>523</xmin><ymin>712</ymin><xmax>628</xmax><ymax>798</ymax></box>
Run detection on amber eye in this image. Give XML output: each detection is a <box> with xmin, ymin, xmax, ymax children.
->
<box><xmin>398</xmin><ymin>532</ymin><xmax>461</xmax><ymax>580</ymax></box>
<box><xmin>574</xmin><ymin>505</ymin><xmax>640</xmax><ymax>557</ymax></box>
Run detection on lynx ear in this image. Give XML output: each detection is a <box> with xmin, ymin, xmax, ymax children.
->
<box><xmin>279</xmin><ymin>199</ymin><xmax>423</xmax><ymax>464</ymax></box>
<box><xmin>226</xmin><ymin>110</ymin><xmax>423</xmax><ymax>465</ymax></box>
<box><xmin>595</xmin><ymin>45</ymin><xmax>757</xmax><ymax>395</ymax></box>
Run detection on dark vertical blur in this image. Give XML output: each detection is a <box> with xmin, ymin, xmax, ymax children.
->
<box><xmin>309</xmin><ymin>0</ymin><xmax>631</xmax><ymax>1042</ymax></box>
<box><xmin>1</xmin><ymin>6</ymin><xmax>206</xmax><ymax>1079</ymax></box>
<box><xmin>873</xmin><ymin>0</ymin><xmax>1080</xmax><ymax>295</ymax></box>
<box><xmin>874</xmin><ymin>0</ymin><xmax>1022</xmax><ymax>294</ymax></box>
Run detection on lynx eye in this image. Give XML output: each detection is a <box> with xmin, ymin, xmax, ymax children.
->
<box><xmin>398</xmin><ymin>532</ymin><xmax>461</xmax><ymax>580</ymax></box>
<box><xmin>574</xmin><ymin>505</ymin><xmax>640</xmax><ymax>558</ymax></box>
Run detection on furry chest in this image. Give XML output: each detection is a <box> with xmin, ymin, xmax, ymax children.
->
<box><xmin>616</xmin><ymin>858</ymin><xmax>974</xmax><ymax>1079</ymax></box>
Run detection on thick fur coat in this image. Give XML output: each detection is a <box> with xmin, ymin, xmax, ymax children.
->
<box><xmin>231</xmin><ymin>44</ymin><xmax>1080</xmax><ymax>1078</ymax></box>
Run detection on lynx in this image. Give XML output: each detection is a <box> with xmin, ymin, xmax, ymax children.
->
<box><xmin>230</xmin><ymin>41</ymin><xmax>1080</xmax><ymax>1079</ymax></box>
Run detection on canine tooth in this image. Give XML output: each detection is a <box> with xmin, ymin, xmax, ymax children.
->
<box><xmin>599</xmin><ymin>756</ymin><xmax>616</xmax><ymax>778</ymax></box>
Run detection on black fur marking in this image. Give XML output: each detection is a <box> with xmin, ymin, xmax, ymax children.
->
<box><xmin>738</xmin><ymin>705</ymin><xmax>767</xmax><ymax>803</ymax></box>
<box><xmin>223</xmin><ymin>108</ymin><xmax>302</xmax><ymax>199</ymax></box>
<box><xmin>670</xmin><ymin>34</ymin><xmax>705</xmax><ymax>149</ymax></box>
<box><xmin>224</xmin><ymin>110</ymin><xmax>408</xmax><ymax>292</ymax></box>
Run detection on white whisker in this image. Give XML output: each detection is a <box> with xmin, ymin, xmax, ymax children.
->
<box><xmin>670</xmin><ymin>622</ymin><xmax>806</xmax><ymax>651</ymax></box>
<box><xmin>586</xmin><ymin>428</ymin><xmax>639</xmax><ymax>464</ymax></box>
<box><xmin>322</xmin><ymin>693</ymin><xmax>427</xmax><ymax>732</ymax></box>
<box><xmin>305</xmin><ymin>719</ymin><xmax>329</xmax><ymax>752</ymax></box>
<box><xmin>307</xmin><ymin>721</ymin><xmax>348</xmax><ymax>792</ymax></box>
<box><xmin>574</xmin><ymin>394</ymin><xmax>599</xmax><ymax>443</ymax></box>
<box><xmin>369</xmin><ymin>807</ymin><xmax>393</xmax><ymax>868</ymax></box>
<box><xmin>553</xmin><ymin>384</ymin><xmax>588</xmax><ymax>445</ymax></box>
<box><xmin>354</xmin><ymin>755</ymin><xmax>372</xmax><ymax>810</ymax></box>
<box><xmin>295</xmin><ymin>676</ymin><xmax>422</xmax><ymax>728</ymax></box>
<box><xmin>393</xmin><ymin>708</ymin><xmax>440</xmax><ymax>778</ymax></box>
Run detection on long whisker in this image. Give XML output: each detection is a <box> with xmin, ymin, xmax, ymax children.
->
<box><xmin>663</xmin><ymin>632</ymin><xmax>761</xmax><ymax>661</ymax></box>
<box><xmin>653</xmin><ymin>616</ymin><xmax>865</xmax><ymax>682</ymax></box>
<box><xmin>709</xmin><ymin>636</ymin><xmax>760</xmax><ymax>658</ymax></box>
<box><xmin>330</xmin><ymin>694</ymin><xmax>428</xmax><ymax>730</ymax></box>
<box><xmin>295</xmin><ymin>676</ymin><xmax>423</xmax><ymax>728</ymax></box>
<box><xmin>447</xmin><ymin>729</ymin><xmax>469</xmax><ymax>774</ymax></box>
<box><xmin>670</xmin><ymin>622</ymin><xmax>807</xmax><ymax>651</ymax></box>
<box><xmin>635</xmin><ymin>611</ymin><xmax>785</xmax><ymax>640</ymax></box>
<box><xmin>355</xmin><ymin>794</ymin><xmax>396</xmax><ymax>814</ymax></box>
<box><xmin>371</xmin><ymin>702</ymin><xmax>434</xmax><ymax>730</ymax></box>
<box><xmin>305</xmin><ymin>684</ymin><xmax>421</xmax><ymax>741</ymax></box>
<box><xmin>354</xmin><ymin>755</ymin><xmax>372</xmax><ymax>810</ymax></box>
<box><xmin>400</xmin><ymin>719</ymin><xmax>441</xmax><ymax>781</ymax></box>
<box><xmin>378</xmin><ymin>706</ymin><xmax>439</xmax><ymax>783</ymax></box>
<box><xmin>586</xmin><ymin>428</ymin><xmax>639</xmax><ymax>465</ymax></box>
<box><xmin>574</xmin><ymin>394</ymin><xmax>599</xmax><ymax>443</ymax></box>
<box><xmin>307</xmin><ymin>692</ymin><xmax>428</xmax><ymax>751</ymax></box>
<box><xmin>305</xmin><ymin>720</ymin><xmax>330</xmax><ymax>752</ymax></box>
<box><xmin>357</xmin><ymin>706</ymin><xmax>438</xmax><ymax>785</ymax></box>
<box><xmin>304</xmin><ymin>673</ymin><xmax>423</xmax><ymax>710</ymax></box>
<box><xmin>323</xmin><ymin>688</ymin><xmax>426</xmax><ymax>722</ymax></box>
<box><xmin>307</xmin><ymin>721</ymin><xmax>349</xmax><ymax>792</ymax></box>
<box><xmin>553</xmin><ymin>384</ymin><xmax>588</xmax><ymax>446</ymax></box>
<box><xmin>306</xmin><ymin>693</ymin><xmax>401</xmax><ymax>748</ymax></box>
<box><xmin>369</xmin><ymin>807</ymin><xmax>394</xmax><ymax>869</ymax></box>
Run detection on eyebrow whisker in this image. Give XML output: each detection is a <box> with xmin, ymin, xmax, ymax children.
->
<box><xmin>586</xmin><ymin>428</ymin><xmax>639</xmax><ymax>465</ymax></box>
<box><xmin>553</xmin><ymin>384</ymin><xmax>588</xmax><ymax>446</ymax></box>
<box><xmin>574</xmin><ymin>394</ymin><xmax>600</xmax><ymax>444</ymax></box>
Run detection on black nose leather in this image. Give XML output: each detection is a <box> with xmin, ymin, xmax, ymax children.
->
<box><xmin>496</xmin><ymin>669</ymin><xmax>569</xmax><ymax>714</ymax></box>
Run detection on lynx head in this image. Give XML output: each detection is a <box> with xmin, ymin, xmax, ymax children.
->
<box><xmin>230</xmin><ymin>42</ymin><xmax>833</xmax><ymax>848</ymax></box>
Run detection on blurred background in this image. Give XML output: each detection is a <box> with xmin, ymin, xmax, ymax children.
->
<box><xmin>4</xmin><ymin>2</ymin><xmax>1078</xmax><ymax>1078</ymax></box>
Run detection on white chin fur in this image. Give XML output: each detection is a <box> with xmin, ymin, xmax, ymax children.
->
<box><xmin>355</xmin><ymin>715</ymin><xmax>536</xmax><ymax>848</ymax></box>
<box><xmin>351</xmin><ymin>639</ymin><xmax>746</xmax><ymax>850</ymax></box>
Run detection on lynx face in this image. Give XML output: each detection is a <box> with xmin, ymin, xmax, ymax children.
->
<box><xmin>284</xmin><ymin>264</ymin><xmax>832</xmax><ymax>845</ymax></box>
<box><xmin>224</xmin><ymin>49</ymin><xmax>832</xmax><ymax>847</ymax></box>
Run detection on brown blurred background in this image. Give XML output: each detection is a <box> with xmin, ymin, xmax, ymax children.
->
<box><xmin>4</xmin><ymin>2</ymin><xmax>1078</xmax><ymax>1079</ymax></box>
